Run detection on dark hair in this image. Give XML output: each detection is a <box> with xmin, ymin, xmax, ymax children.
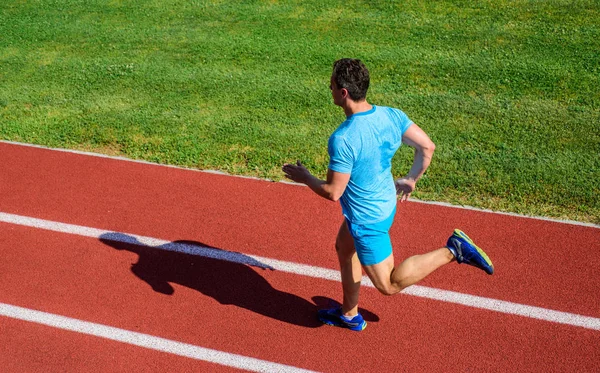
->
<box><xmin>332</xmin><ymin>58</ymin><xmax>370</xmax><ymax>101</ymax></box>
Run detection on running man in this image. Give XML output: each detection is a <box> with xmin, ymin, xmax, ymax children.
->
<box><xmin>282</xmin><ymin>58</ymin><xmax>494</xmax><ymax>331</ymax></box>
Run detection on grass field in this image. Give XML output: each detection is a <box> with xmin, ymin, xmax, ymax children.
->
<box><xmin>1</xmin><ymin>0</ymin><xmax>598</xmax><ymax>223</ymax></box>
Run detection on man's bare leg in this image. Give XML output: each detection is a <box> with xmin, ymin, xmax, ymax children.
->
<box><xmin>363</xmin><ymin>248</ymin><xmax>454</xmax><ymax>295</ymax></box>
<box><xmin>335</xmin><ymin>221</ymin><xmax>362</xmax><ymax>316</ymax></box>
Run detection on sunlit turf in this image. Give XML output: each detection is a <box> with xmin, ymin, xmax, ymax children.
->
<box><xmin>1</xmin><ymin>0</ymin><xmax>598</xmax><ymax>223</ymax></box>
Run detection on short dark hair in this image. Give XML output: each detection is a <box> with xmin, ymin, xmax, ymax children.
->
<box><xmin>332</xmin><ymin>58</ymin><xmax>370</xmax><ymax>101</ymax></box>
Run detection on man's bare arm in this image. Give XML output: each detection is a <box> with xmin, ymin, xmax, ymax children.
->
<box><xmin>395</xmin><ymin>124</ymin><xmax>436</xmax><ymax>201</ymax></box>
<box><xmin>282</xmin><ymin>161</ymin><xmax>350</xmax><ymax>202</ymax></box>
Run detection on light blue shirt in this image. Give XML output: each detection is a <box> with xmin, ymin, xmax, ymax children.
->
<box><xmin>328</xmin><ymin>105</ymin><xmax>413</xmax><ymax>224</ymax></box>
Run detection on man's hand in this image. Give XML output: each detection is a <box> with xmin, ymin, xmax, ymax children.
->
<box><xmin>282</xmin><ymin>160</ymin><xmax>312</xmax><ymax>184</ymax></box>
<box><xmin>395</xmin><ymin>177</ymin><xmax>416</xmax><ymax>202</ymax></box>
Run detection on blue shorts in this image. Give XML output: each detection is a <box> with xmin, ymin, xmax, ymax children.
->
<box><xmin>346</xmin><ymin>207</ymin><xmax>396</xmax><ymax>266</ymax></box>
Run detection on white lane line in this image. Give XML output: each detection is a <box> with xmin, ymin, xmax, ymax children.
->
<box><xmin>2</xmin><ymin>139</ymin><xmax>597</xmax><ymax>229</ymax></box>
<box><xmin>0</xmin><ymin>302</ymin><xmax>318</xmax><ymax>373</ymax></box>
<box><xmin>1</xmin><ymin>211</ymin><xmax>599</xmax><ymax>331</ymax></box>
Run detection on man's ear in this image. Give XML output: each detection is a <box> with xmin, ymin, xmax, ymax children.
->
<box><xmin>341</xmin><ymin>88</ymin><xmax>349</xmax><ymax>99</ymax></box>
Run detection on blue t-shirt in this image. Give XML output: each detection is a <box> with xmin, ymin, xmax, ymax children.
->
<box><xmin>328</xmin><ymin>105</ymin><xmax>413</xmax><ymax>224</ymax></box>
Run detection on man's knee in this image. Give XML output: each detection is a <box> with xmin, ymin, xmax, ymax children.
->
<box><xmin>374</xmin><ymin>283</ymin><xmax>399</xmax><ymax>296</ymax></box>
<box><xmin>372</xmin><ymin>272</ymin><xmax>404</xmax><ymax>296</ymax></box>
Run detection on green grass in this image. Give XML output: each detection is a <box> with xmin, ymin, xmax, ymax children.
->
<box><xmin>1</xmin><ymin>0</ymin><xmax>598</xmax><ymax>223</ymax></box>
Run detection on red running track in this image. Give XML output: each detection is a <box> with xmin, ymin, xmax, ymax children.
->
<box><xmin>0</xmin><ymin>141</ymin><xmax>599</xmax><ymax>372</ymax></box>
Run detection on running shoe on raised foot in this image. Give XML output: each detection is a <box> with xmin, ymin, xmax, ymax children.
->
<box><xmin>446</xmin><ymin>229</ymin><xmax>494</xmax><ymax>275</ymax></box>
<box><xmin>318</xmin><ymin>307</ymin><xmax>367</xmax><ymax>331</ymax></box>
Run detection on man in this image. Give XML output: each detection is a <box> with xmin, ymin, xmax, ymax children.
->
<box><xmin>282</xmin><ymin>58</ymin><xmax>494</xmax><ymax>331</ymax></box>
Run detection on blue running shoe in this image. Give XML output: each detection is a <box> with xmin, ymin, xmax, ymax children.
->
<box><xmin>446</xmin><ymin>229</ymin><xmax>494</xmax><ymax>275</ymax></box>
<box><xmin>318</xmin><ymin>307</ymin><xmax>367</xmax><ymax>331</ymax></box>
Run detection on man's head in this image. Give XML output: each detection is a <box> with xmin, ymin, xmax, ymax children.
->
<box><xmin>330</xmin><ymin>58</ymin><xmax>370</xmax><ymax>105</ymax></box>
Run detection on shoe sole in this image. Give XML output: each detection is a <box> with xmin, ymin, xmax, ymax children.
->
<box><xmin>454</xmin><ymin>229</ymin><xmax>494</xmax><ymax>274</ymax></box>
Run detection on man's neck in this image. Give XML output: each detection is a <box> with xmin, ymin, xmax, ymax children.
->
<box><xmin>343</xmin><ymin>100</ymin><xmax>373</xmax><ymax>117</ymax></box>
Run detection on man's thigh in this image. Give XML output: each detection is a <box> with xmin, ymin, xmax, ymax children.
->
<box><xmin>336</xmin><ymin>220</ymin><xmax>356</xmax><ymax>258</ymax></box>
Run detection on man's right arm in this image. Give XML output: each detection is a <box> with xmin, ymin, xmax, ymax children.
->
<box><xmin>396</xmin><ymin>124</ymin><xmax>436</xmax><ymax>201</ymax></box>
<box><xmin>282</xmin><ymin>161</ymin><xmax>350</xmax><ymax>202</ymax></box>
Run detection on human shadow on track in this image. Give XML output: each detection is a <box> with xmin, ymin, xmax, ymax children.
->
<box><xmin>99</xmin><ymin>232</ymin><xmax>322</xmax><ymax>328</ymax></box>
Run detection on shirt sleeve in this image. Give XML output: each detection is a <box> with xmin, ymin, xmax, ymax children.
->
<box><xmin>328</xmin><ymin>135</ymin><xmax>354</xmax><ymax>174</ymax></box>
<box><xmin>391</xmin><ymin>108</ymin><xmax>414</xmax><ymax>135</ymax></box>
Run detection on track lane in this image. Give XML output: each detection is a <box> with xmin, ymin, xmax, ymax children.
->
<box><xmin>2</xmin><ymin>211</ymin><xmax>598</xmax><ymax>331</ymax></box>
